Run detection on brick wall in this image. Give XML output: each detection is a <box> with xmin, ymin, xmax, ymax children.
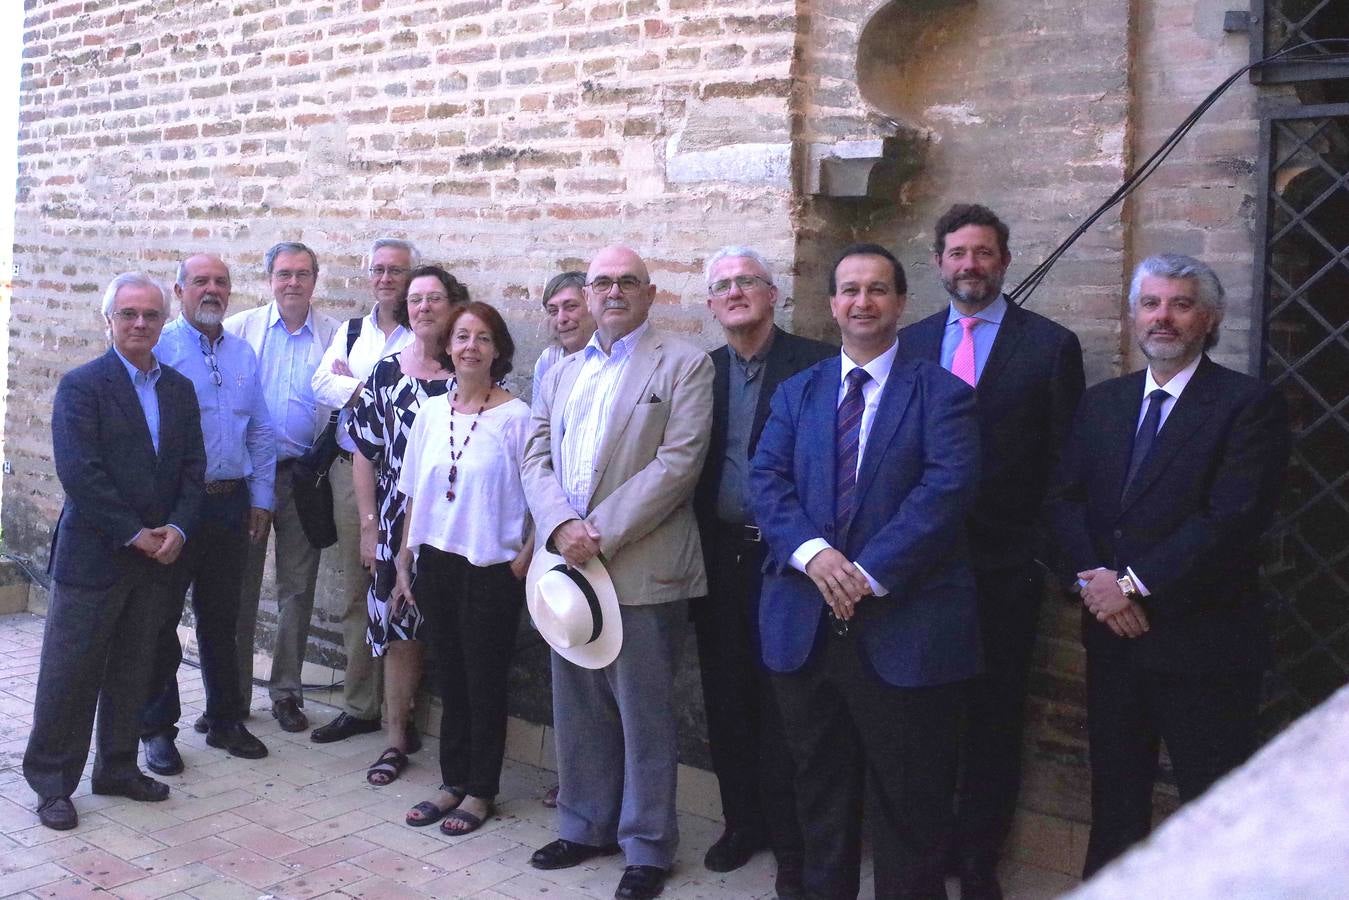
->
<box><xmin>4</xmin><ymin>0</ymin><xmax>1281</xmax><ymax>856</ymax></box>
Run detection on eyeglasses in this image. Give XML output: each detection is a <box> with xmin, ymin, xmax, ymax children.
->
<box><xmin>272</xmin><ymin>269</ymin><xmax>315</xmax><ymax>283</ymax></box>
<box><xmin>709</xmin><ymin>275</ymin><xmax>771</xmax><ymax>297</ymax></box>
<box><xmin>407</xmin><ymin>293</ymin><xmax>450</xmax><ymax>306</ymax></box>
<box><xmin>112</xmin><ymin>309</ymin><xmax>165</xmax><ymax>323</ymax></box>
<box><xmin>368</xmin><ymin>265</ymin><xmax>409</xmax><ymax>279</ymax></box>
<box><xmin>201</xmin><ymin>349</ymin><xmax>224</xmax><ymax>387</ymax></box>
<box><xmin>586</xmin><ymin>276</ymin><xmax>647</xmax><ymax>295</ymax></box>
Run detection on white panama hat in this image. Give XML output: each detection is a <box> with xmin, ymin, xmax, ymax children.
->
<box><xmin>525</xmin><ymin>549</ymin><xmax>622</xmax><ymax>669</ymax></box>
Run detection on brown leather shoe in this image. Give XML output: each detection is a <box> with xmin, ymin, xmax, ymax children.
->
<box><xmin>271</xmin><ymin>698</ymin><xmax>309</xmax><ymax>733</ymax></box>
<box><xmin>37</xmin><ymin>796</ymin><xmax>77</xmax><ymax>830</ymax></box>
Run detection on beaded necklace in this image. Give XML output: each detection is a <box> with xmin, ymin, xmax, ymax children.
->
<box><xmin>446</xmin><ymin>386</ymin><xmax>490</xmax><ymax>502</ymax></box>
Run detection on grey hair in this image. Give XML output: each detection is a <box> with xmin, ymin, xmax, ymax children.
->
<box><xmin>704</xmin><ymin>245</ymin><xmax>775</xmax><ymax>286</ymax></box>
<box><xmin>102</xmin><ymin>272</ymin><xmax>170</xmax><ymax>318</ymax></box>
<box><xmin>264</xmin><ymin>241</ymin><xmax>319</xmax><ymax>276</ymax></box>
<box><xmin>367</xmin><ymin>237</ymin><xmax>421</xmax><ymax>267</ymax></box>
<box><xmin>1128</xmin><ymin>253</ymin><xmax>1226</xmax><ymax>350</ymax></box>
<box><xmin>541</xmin><ymin>271</ymin><xmax>586</xmax><ymax>309</ymax></box>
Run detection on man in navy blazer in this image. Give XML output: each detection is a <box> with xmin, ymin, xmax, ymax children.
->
<box><xmin>751</xmin><ymin>243</ymin><xmax>982</xmax><ymax>899</ymax></box>
<box><xmin>896</xmin><ymin>204</ymin><xmax>1084</xmax><ymax>898</ymax></box>
<box><xmin>1048</xmin><ymin>254</ymin><xmax>1288</xmax><ymax>876</ymax></box>
<box><xmin>24</xmin><ymin>272</ymin><xmax>205</xmax><ymax>830</ymax></box>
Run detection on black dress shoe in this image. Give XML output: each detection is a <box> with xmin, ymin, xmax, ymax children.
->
<box><xmin>703</xmin><ymin>827</ymin><xmax>764</xmax><ymax>872</ymax></box>
<box><xmin>271</xmin><ymin>698</ymin><xmax>309</xmax><ymax>733</ymax></box>
<box><xmin>774</xmin><ymin>854</ymin><xmax>805</xmax><ymax>900</ymax></box>
<box><xmin>143</xmin><ymin>733</ymin><xmax>184</xmax><ymax>776</ymax></box>
<box><xmin>193</xmin><ymin>715</ymin><xmax>209</xmax><ymax>734</ymax></box>
<box><xmin>36</xmin><ymin>796</ymin><xmax>77</xmax><ymax>830</ymax></box>
<box><xmin>529</xmin><ymin>838</ymin><xmax>620</xmax><ymax>870</ymax></box>
<box><xmin>310</xmin><ymin>712</ymin><xmax>382</xmax><ymax>743</ymax></box>
<box><xmin>206</xmin><ymin>722</ymin><xmax>269</xmax><ymax>759</ymax></box>
<box><xmin>92</xmin><ymin>772</ymin><xmax>170</xmax><ymax>802</ymax></box>
<box><xmin>615</xmin><ymin>865</ymin><xmax>668</xmax><ymax>900</ymax></box>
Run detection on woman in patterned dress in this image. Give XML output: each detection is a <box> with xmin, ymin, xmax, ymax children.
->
<box><xmin>349</xmin><ymin>265</ymin><xmax>467</xmax><ymax>786</ymax></box>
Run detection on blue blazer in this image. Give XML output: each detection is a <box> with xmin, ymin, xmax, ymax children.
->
<box><xmin>48</xmin><ymin>349</ymin><xmax>206</xmax><ymax>588</ymax></box>
<box><xmin>750</xmin><ymin>354</ymin><xmax>984</xmax><ymax>687</ymax></box>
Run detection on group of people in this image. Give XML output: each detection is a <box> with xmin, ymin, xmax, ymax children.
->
<box><xmin>23</xmin><ymin>202</ymin><xmax>1289</xmax><ymax>900</ymax></box>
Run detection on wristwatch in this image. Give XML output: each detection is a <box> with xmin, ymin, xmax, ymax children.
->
<box><xmin>1116</xmin><ymin>572</ymin><xmax>1142</xmax><ymax>600</ymax></box>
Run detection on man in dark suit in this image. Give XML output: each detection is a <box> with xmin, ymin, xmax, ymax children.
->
<box><xmin>896</xmin><ymin>204</ymin><xmax>1085</xmax><ymax>898</ymax></box>
<box><xmin>23</xmin><ymin>272</ymin><xmax>205</xmax><ymax>830</ymax></box>
<box><xmin>691</xmin><ymin>246</ymin><xmax>833</xmax><ymax>895</ymax></box>
<box><xmin>751</xmin><ymin>243</ymin><xmax>982</xmax><ymax>899</ymax></box>
<box><xmin>1048</xmin><ymin>253</ymin><xmax>1289</xmax><ymax>877</ymax></box>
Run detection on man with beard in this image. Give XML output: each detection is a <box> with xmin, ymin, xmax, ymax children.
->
<box><xmin>1047</xmin><ymin>254</ymin><xmax>1288</xmax><ymax>876</ymax></box>
<box><xmin>141</xmin><ymin>253</ymin><xmax>276</xmax><ymax>774</ymax></box>
<box><xmin>225</xmin><ymin>242</ymin><xmax>339</xmax><ymax>733</ymax></box>
<box><xmin>896</xmin><ymin>204</ymin><xmax>1084</xmax><ymax>899</ymax></box>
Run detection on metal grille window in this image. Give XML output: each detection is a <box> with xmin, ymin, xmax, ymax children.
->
<box><xmin>1252</xmin><ymin>0</ymin><xmax>1349</xmax><ymax>83</ymax></box>
<box><xmin>1254</xmin><ymin>105</ymin><xmax>1349</xmax><ymax>724</ymax></box>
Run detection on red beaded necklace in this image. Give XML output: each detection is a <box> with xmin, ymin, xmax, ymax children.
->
<box><xmin>446</xmin><ymin>386</ymin><xmax>490</xmax><ymax>502</ymax></box>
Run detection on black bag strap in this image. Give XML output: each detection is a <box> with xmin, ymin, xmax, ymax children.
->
<box><xmin>345</xmin><ymin>315</ymin><xmax>362</xmax><ymax>355</ymax></box>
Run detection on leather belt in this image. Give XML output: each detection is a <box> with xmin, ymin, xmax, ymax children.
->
<box><xmin>204</xmin><ymin>479</ymin><xmax>244</xmax><ymax>495</ymax></box>
<box><xmin>718</xmin><ymin>522</ymin><xmax>762</xmax><ymax>544</ymax></box>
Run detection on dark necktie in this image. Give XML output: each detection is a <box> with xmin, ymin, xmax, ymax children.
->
<box><xmin>1121</xmin><ymin>388</ymin><xmax>1170</xmax><ymax>500</ymax></box>
<box><xmin>835</xmin><ymin>367</ymin><xmax>871</xmax><ymax>531</ymax></box>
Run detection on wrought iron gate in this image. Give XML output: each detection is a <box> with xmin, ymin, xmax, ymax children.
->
<box><xmin>1254</xmin><ymin>103</ymin><xmax>1349</xmax><ymax>724</ymax></box>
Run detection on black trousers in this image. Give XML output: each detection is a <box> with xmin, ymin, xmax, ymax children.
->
<box><xmin>414</xmin><ymin>545</ymin><xmax>524</xmax><ymax>799</ymax></box>
<box><xmin>25</xmin><ymin>571</ymin><xmax>167</xmax><ymax>799</ymax></box>
<box><xmin>142</xmin><ymin>488</ymin><xmax>250</xmax><ymax>737</ymax></box>
<box><xmin>691</xmin><ymin>527</ymin><xmax>803</xmax><ymax>863</ymax></box>
<box><xmin>1082</xmin><ymin>650</ymin><xmax>1261</xmax><ymax>877</ymax></box>
<box><xmin>951</xmin><ymin>564</ymin><xmax>1044</xmax><ymax>868</ymax></box>
<box><xmin>773</xmin><ymin>625</ymin><xmax>965</xmax><ymax>900</ymax></box>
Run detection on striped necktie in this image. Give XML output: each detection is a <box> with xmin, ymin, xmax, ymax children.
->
<box><xmin>835</xmin><ymin>367</ymin><xmax>871</xmax><ymax>531</ymax></box>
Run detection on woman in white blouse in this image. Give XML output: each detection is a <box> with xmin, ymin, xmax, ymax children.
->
<box><xmin>393</xmin><ymin>301</ymin><xmax>533</xmax><ymax>837</ymax></box>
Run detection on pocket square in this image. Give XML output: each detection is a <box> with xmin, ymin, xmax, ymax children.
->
<box><xmin>645</xmin><ymin>393</ymin><xmax>663</xmax><ymax>404</ymax></box>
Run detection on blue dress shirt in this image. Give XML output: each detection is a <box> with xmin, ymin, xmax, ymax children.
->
<box><xmin>155</xmin><ymin>317</ymin><xmax>276</xmax><ymax>511</ymax></box>
<box><xmin>112</xmin><ymin>346</ymin><xmax>161</xmax><ymax>455</ymax></box>
<box><xmin>258</xmin><ymin>306</ymin><xmax>321</xmax><ymax>461</ymax></box>
<box><xmin>939</xmin><ymin>293</ymin><xmax>1008</xmax><ymax>385</ymax></box>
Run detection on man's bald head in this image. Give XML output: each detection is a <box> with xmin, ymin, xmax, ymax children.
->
<box><xmin>585</xmin><ymin>245</ymin><xmax>656</xmax><ymax>350</ymax></box>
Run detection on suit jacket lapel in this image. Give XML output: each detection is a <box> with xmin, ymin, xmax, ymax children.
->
<box><xmin>549</xmin><ymin>351</ymin><xmax>585</xmax><ymax>454</ymax></box>
<box><xmin>854</xmin><ymin>362</ymin><xmax>916</xmax><ymax>508</ymax></box>
<box><xmin>803</xmin><ymin>358</ymin><xmax>842</xmax><ymax>525</ymax></box>
<box><xmin>753</xmin><ymin>327</ymin><xmax>797</xmax><ymax>449</ymax></box>
<box><xmin>102</xmin><ymin>350</ymin><xmax>157</xmax><ymax>459</ymax></box>
<box><xmin>977</xmin><ymin>300</ymin><xmax>1025</xmax><ymax>395</ymax></box>
<box><xmin>910</xmin><ymin>310</ymin><xmax>945</xmax><ymax>363</ymax></box>
<box><xmin>710</xmin><ymin>345</ymin><xmax>730</xmax><ymax>467</ymax></box>
<box><xmin>1103</xmin><ymin>371</ymin><xmax>1146</xmax><ymax>509</ymax></box>
<box><xmin>592</xmin><ymin>328</ymin><xmax>661</xmax><ymax>489</ymax></box>
<box><xmin>1120</xmin><ymin>357</ymin><xmax>1220</xmax><ymax>511</ymax></box>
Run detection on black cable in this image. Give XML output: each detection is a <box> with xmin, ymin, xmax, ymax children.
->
<box><xmin>1010</xmin><ymin>39</ymin><xmax>1349</xmax><ymax>308</ymax></box>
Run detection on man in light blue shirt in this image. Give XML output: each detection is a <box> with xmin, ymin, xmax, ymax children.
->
<box><xmin>225</xmin><ymin>241</ymin><xmax>340</xmax><ymax>735</ymax></box>
<box><xmin>141</xmin><ymin>253</ymin><xmax>276</xmax><ymax>775</ymax></box>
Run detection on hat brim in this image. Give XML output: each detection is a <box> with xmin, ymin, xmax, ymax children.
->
<box><xmin>526</xmin><ymin>549</ymin><xmax>623</xmax><ymax>669</ymax></box>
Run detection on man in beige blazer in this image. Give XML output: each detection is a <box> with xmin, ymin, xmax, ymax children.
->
<box><xmin>523</xmin><ymin>245</ymin><xmax>714</xmax><ymax>900</ymax></box>
<box><xmin>223</xmin><ymin>241</ymin><xmax>339</xmax><ymax>733</ymax></box>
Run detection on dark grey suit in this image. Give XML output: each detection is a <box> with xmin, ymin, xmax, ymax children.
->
<box><xmin>24</xmin><ymin>349</ymin><xmax>204</xmax><ymax>800</ymax></box>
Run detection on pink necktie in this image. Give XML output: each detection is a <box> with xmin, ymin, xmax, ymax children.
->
<box><xmin>951</xmin><ymin>316</ymin><xmax>980</xmax><ymax>387</ymax></box>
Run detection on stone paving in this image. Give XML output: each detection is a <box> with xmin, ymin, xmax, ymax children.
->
<box><xmin>0</xmin><ymin>612</ymin><xmax>1077</xmax><ymax>899</ymax></box>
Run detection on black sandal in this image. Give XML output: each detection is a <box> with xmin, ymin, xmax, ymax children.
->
<box><xmin>406</xmin><ymin>784</ymin><xmax>466</xmax><ymax>827</ymax></box>
<box><xmin>439</xmin><ymin>799</ymin><xmax>493</xmax><ymax>837</ymax></box>
<box><xmin>366</xmin><ymin>747</ymin><xmax>409</xmax><ymax>786</ymax></box>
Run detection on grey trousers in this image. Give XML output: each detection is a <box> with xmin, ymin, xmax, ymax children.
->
<box><xmin>24</xmin><ymin>573</ymin><xmax>165</xmax><ymax>799</ymax></box>
<box><xmin>553</xmin><ymin>599</ymin><xmax>687</xmax><ymax>869</ymax></box>
<box><xmin>238</xmin><ymin>459</ymin><xmax>321</xmax><ymax>708</ymax></box>
<box><xmin>329</xmin><ymin>455</ymin><xmax>382</xmax><ymax>719</ymax></box>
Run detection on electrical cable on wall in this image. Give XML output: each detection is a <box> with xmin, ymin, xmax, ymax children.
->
<box><xmin>1011</xmin><ymin>39</ymin><xmax>1349</xmax><ymax>308</ymax></box>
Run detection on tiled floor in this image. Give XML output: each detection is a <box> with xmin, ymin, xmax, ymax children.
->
<box><xmin>0</xmin><ymin>612</ymin><xmax>1077</xmax><ymax>898</ymax></box>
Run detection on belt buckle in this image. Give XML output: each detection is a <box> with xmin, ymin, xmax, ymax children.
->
<box><xmin>743</xmin><ymin>525</ymin><xmax>761</xmax><ymax>543</ymax></box>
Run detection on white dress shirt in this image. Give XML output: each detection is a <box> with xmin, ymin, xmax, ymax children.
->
<box><xmin>311</xmin><ymin>305</ymin><xmax>412</xmax><ymax>453</ymax></box>
<box><xmin>557</xmin><ymin>321</ymin><xmax>650</xmax><ymax>514</ymax></box>
<box><xmin>789</xmin><ymin>341</ymin><xmax>901</xmax><ymax>596</ymax></box>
